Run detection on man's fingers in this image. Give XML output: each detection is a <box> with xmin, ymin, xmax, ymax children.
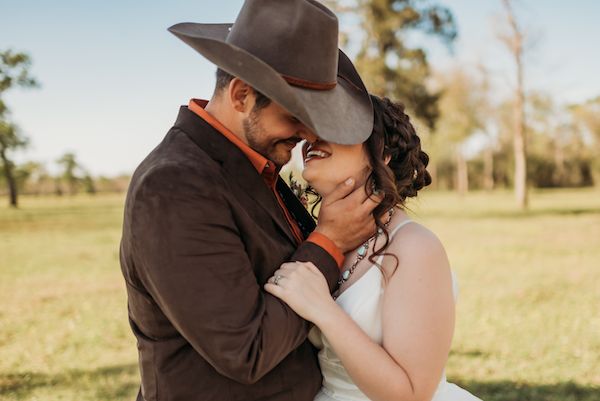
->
<box><xmin>322</xmin><ymin>178</ymin><xmax>355</xmax><ymax>205</ymax></box>
<box><xmin>345</xmin><ymin>183</ymin><xmax>384</xmax><ymax>206</ymax></box>
<box><xmin>365</xmin><ymin>190</ymin><xmax>384</xmax><ymax>205</ymax></box>
<box><xmin>343</xmin><ymin>183</ymin><xmax>370</xmax><ymax>205</ymax></box>
<box><xmin>360</xmin><ymin>193</ymin><xmax>382</xmax><ymax>214</ymax></box>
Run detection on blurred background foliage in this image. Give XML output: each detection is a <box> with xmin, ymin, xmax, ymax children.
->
<box><xmin>1</xmin><ymin>1</ymin><xmax>599</xmax><ymax>401</ymax></box>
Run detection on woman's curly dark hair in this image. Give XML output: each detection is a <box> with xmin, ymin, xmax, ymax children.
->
<box><xmin>368</xmin><ymin>96</ymin><xmax>432</xmax><ymax>215</ymax></box>
<box><xmin>305</xmin><ymin>95</ymin><xmax>432</xmax><ymax>273</ymax></box>
<box><xmin>364</xmin><ymin>95</ymin><xmax>432</xmax><ymax>269</ymax></box>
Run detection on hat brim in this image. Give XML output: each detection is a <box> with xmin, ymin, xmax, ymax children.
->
<box><xmin>168</xmin><ymin>22</ymin><xmax>372</xmax><ymax>145</ymax></box>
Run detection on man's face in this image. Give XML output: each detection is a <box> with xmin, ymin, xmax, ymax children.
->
<box><xmin>243</xmin><ymin>100</ymin><xmax>315</xmax><ymax>168</ymax></box>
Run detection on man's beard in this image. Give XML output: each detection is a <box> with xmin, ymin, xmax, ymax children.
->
<box><xmin>243</xmin><ymin>111</ymin><xmax>298</xmax><ymax>168</ymax></box>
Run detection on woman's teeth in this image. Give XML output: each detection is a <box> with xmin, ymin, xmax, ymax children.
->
<box><xmin>306</xmin><ymin>150</ymin><xmax>330</xmax><ymax>159</ymax></box>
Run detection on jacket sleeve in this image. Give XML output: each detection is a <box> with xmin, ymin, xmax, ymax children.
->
<box><xmin>130</xmin><ymin>165</ymin><xmax>337</xmax><ymax>384</ymax></box>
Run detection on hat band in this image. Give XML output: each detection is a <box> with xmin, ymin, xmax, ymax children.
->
<box><xmin>282</xmin><ymin>74</ymin><xmax>336</xmax><ymax>90</ymax></box>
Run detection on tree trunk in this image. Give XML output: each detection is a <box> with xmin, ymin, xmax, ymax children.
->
<box><xmin>553</xmin><ymin>141</ymin><xmax>566</xmax><ymax>186</ymax></box>
<box><xmin>503</xmin><ymin>0</ymin><xmax>528</xmax><ymax>209</ymax></box>
<box><xmin>54</xmin><ymin>178</ymin><xmax>63</xmax><ymax>196</ymax></box>
<box><xmin>69</xmin><ymin>179</ymin><xmax>77</xmax><ymax>195</ymax></box>
<box><xmin>513</xmin><ymin>57</ymin><xmax>528</xmax><ymax>209</ymax></box>
<box><xmin>455</xmin><ymin>149</ymin><xmax>469</xmax><ymax>196</ymax></box>
<box><xmin>0</xmin><ymin>147</ymin><xmax>18</xmax><ymax>208</ymax></box>
<box><xmin>483</xmin><ymin>147</ymin><xmax>495</xmax><ymax>191</ymax></box>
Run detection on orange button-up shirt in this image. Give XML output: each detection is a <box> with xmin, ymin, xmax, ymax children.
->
<box><xmin>188</xmin><ymin>99</ymin><xmax>344</xmax><ymax>268</ymax></box>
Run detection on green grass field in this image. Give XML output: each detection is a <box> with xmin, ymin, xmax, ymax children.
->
<box><xmin>1</xmin><ymin>188</ymin><xmax>599</xmax><ymax>401</ymax></box>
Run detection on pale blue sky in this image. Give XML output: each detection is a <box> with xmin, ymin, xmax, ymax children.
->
<box><xmin>2</xmin><ymin>0</ymin><xmax>599</xmax><ymax>176</ymax></box>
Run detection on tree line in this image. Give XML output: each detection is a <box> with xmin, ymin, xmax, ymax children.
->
<box><xmin>0</xmin><ymin>152</ymin><xmax>130</xmax><ymax>200</ymax></box>
<box><xmin>0</xmin><ymin>50</ymin><xmax>127</xmax><ymax>206</ymax></box>
<box><xmin>326</xmin><ymin>0</ymin><xmax>598</xmax><ymax>210</ymax></box>
<box><xmin>3</xmin><ymin>0</ymin><xmax>599</xmax><ymax>209</ymax></box>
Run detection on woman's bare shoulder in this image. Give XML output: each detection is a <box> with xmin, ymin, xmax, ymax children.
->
<box><xmin>382</xmin><ymin>217</ymin><xmax>450</xmax><ymax>278</ymax></box>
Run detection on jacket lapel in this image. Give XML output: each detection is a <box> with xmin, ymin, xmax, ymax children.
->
<box><xmin>275</xmin><ymin>178</ymin><xmax>316</xmax><ymax>239</ymax></box>
<box><xmin>173</xmin><ymin>106</ymin><xmax>299</xmax><ymax>246</ymax></box>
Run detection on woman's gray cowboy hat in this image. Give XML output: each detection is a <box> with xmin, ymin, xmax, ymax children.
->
<box><xmin>168</xmin><ymin>0</ymin><xmax>373</xmax><ymax>145</ymax></box>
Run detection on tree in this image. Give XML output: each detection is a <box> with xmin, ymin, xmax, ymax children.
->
<box><xmin>526</xmin><ymin>92</ymin><xmax>566</xmax><ymax>185</ymax></box>
<box><xmin>326</xmin><ymin>0</ymin><xmax>457</xmax><ymax>129</ymax></box>
<box><xmin>569</xmin><ymin>97</ymin><xmax>600</xmax><ymax>182</ymax></box>
<box><xmin>433</xmin><ymin>67</ymin><xmax>484</xmax><ymax>195</ymax></box>
<box><xmin>475</xmin><ymin>64</ymin><xmax>500</xmax><ymax>191</ymax></box>
<box><xmin>0</xmin><ymin>49</ymin><xmax>38</xmax><ymax>207</ymax></box>
<box><xmin>57</xmin><ymin>152</ymin><xmax>82</xmax><ymax>195</ymax></box>
<box><xmin>570</xmin><ymin>97</ymin><xmax>600</xmax><ymax>148</ymax></box>
<box><xmin>13</xmin><ymin>161</ymin><xmax>49</xmax><ymax>195</ymax></box>
<box><xmin>498</xmin><ymin>0</ymin><xmax>529</xmax><ymax>209</ymax></box>
<box><xmin>0</xmin><ymin>121</ymin><xmax>28</xmax><ymax>206</ymax></box>
<box><xmin>82</xmin><ymin>172</ymin><xmax>97</xmax><ymax>195</ymax></box>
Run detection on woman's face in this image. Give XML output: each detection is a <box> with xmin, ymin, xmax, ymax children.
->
<box><xmin>301</xmin><ymin>139</ymin><xmax>371</xmax><ymax>197</ymax></box>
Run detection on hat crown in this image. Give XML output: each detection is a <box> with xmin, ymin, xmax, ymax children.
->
<box><xmin>226</xmin><ymin>0</ymin><xmax>339</xmax><ymax>85</ymax></box>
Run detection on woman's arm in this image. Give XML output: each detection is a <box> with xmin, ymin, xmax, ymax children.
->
<box><xmin>265</xmin><ymin>223</ymin><xmax>455</xmax><ymax>401</ymax></box>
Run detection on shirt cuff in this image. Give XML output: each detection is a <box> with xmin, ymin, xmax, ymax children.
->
<box><xmin>306</xmin><ymin>232</ymin><xmax>345</xmax><ymax>269</ymax></box>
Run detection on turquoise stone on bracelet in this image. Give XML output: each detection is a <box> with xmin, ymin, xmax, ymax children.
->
<box><xmin>357</xmin><ymin>244</ymin><xmax>368</xmax><ymax>257</ymax></box>
<box><xmin>342</xmin><ymin>270</ymin><xmax>351</xmax><ymax>281</ymax></box>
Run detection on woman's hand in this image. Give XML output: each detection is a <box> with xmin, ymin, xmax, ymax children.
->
<box><xmin>265</xmin><ymin>261</ymin><xmax>338</xmax><ymax>324</ymax></box>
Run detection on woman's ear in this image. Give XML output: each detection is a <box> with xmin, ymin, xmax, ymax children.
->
<box><xmin>384</xmin><ymin>155</ymin><xmax>392</xmax><ymax>165</ymax></box>
<box><xmin>228</xmin><ymin>78</ymin><xmax>254</xmax><ymax>114</ymax></box>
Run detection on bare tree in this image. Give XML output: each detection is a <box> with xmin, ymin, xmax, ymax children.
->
<box><xmin>498</xmin><ymin>0</ymin><xmax>528</xmax><ymax>209</ymax></box>
<box><xmin>475</xmin><ymin>63</ymin><xmax>497</xmax><ymax>191</ymax></box>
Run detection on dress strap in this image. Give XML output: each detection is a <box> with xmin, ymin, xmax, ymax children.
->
<box><xmin>374</xmin><ymin>219</ymin><xmax>413</xmax><ymax>266</ymax></box>
<box><xmin>388</xmin><ymin>219</ymin><xmax>413</xmax><ymax>239</ymax></box>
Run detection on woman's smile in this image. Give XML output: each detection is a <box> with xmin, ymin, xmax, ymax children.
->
<box><xmin>303</xmin><ymin>142</ymin><xmax>332</xmax><ymax>164</ymax></box>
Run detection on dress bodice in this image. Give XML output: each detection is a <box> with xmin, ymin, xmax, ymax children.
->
<box><xmin>309</xmin><ymin>220</ymin><xmax>480</xmax><ymax>401</ymax></box>
<box><xmin>308</xmin><ymin>263</ymin><xmax>388</xmax><ymax>400</ymax></box>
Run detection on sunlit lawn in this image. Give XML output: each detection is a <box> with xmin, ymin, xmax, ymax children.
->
<box><xmin>1</xmin><ymin>188</ymin><xmax>599</xmax><ymax>400</ymax></box>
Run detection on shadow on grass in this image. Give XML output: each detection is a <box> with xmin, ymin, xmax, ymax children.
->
<box><xmin>3</xmin><ymin>365</ymin><xmax>599</xmax><ymax>401</ymax></box>
<box><xmin>452</xmin><ymin>379</ymin><xmax>600</xmax><ymax>401</ymax></box>
<box><xmin>0</xmin><ymin>363</ymin><xmax>139</xmax><ymax>400</ymax></box>
<box><xmin>450</xmin><ymin>348</ymin><xmax>491</xmax><ymax>358</ymax></box>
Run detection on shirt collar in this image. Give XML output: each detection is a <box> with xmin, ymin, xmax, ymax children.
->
<box><xmin>188</xmin><ymin>99</ymin><xmax>277</xmax><ymax>178</ymax></box>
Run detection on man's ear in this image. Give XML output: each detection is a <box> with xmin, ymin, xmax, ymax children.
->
<box><xmin>228</xmin><ymin>78</ymin><xmax>255</xmax><ymax>114</ymax></box>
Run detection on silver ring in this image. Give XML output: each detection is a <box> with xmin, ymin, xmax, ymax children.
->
<box><xmin>274</xmin><ymin>275</ymin><xmax>283</xmax><ymax>285</ymax></box>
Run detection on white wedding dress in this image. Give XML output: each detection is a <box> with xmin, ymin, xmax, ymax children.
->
<box><xmin>309</xmin><ymin>220</ymin><xmax>482</xmax><ymax>401</ymax></box>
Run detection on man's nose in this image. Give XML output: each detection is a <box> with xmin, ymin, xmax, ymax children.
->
<box><xmin>298</xmin><ymin>127</ymin><xmax>319</xmax><ymax>143</ymax></box>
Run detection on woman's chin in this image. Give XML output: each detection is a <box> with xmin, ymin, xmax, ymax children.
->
<box><xmin>301</xmin><ymin>176</ymin><xmax>325</xmax><ymax>197</ymax></box>
<box><xmin>308</xmin><ymin>182</ymin><xmax>333</xmax><ymax>198</ymax></box>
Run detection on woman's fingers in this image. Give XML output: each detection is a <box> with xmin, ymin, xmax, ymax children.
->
<box><xmin>302</xmin><ymin>261</ymin><xmax>322</xmax><ymax>277</ymax></box>
<box><xmin>279</xmin><ymin>262</ymin><xmax>296</xmax><ymax>271</ymax></box>
<box><xmin>267</xmin><ymin>261</ymin><xmax>316</xmax><ymax>290</ymax></box>
<box><xmin>264</xmin><ymin>282</ymin><xmax>284</xmax><ymax>297</ymax></box>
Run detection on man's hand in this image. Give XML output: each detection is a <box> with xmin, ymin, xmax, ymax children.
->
<box><xmin>315</xmin><ymin>178</ymin><xmax>382</xmax><ymax>253</ymax></box>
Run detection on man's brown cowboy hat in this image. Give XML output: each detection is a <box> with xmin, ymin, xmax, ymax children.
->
<box><xmin>168</xmin><ymin>0</ymin><xmax>373</xmax><ymax>145</ymax></box>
